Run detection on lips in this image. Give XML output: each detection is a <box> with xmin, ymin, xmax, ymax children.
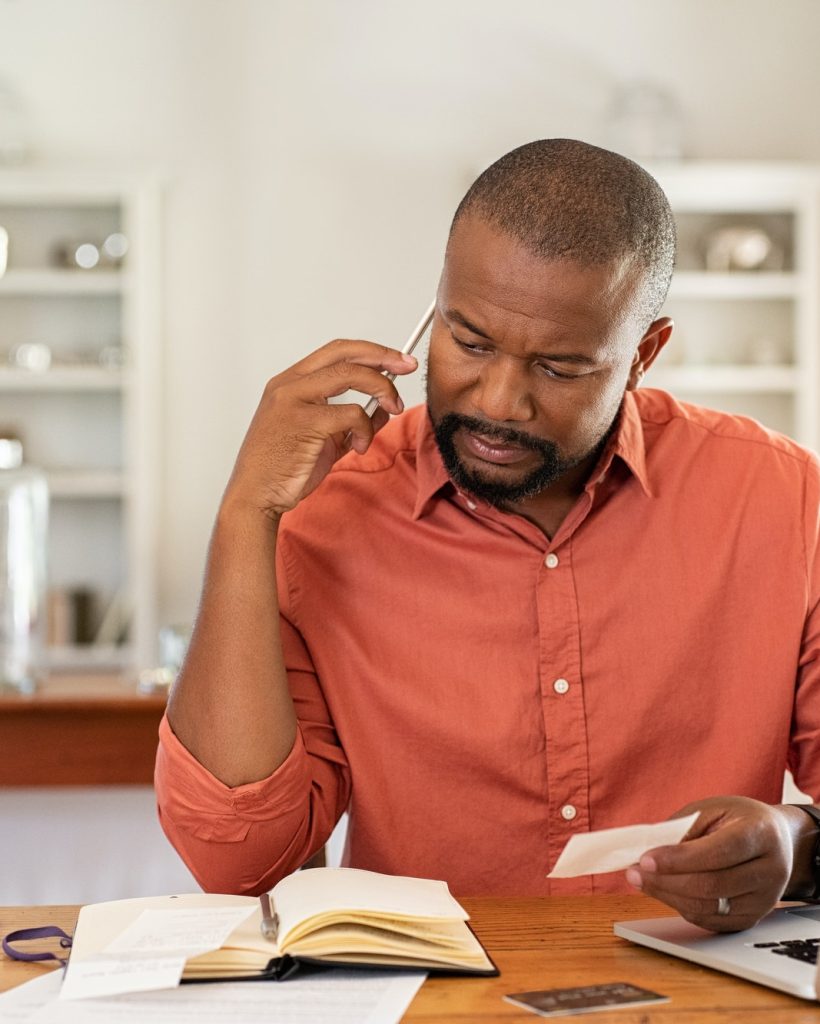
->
<box><xmin>462</xmin><ymin>429</ymin><xmax>533</xmax><ymax>466</ymax></box>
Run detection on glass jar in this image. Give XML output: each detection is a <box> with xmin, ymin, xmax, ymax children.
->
<box><xmin>0</xmin><ymin>439</ymin><xmax>48</xmax><ymax>691</ymax></box>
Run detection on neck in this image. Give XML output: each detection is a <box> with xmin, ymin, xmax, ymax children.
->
<box><xmin>504</xmin><ymin>450</ymin><xmax>600</xmax><ymax>538</ymax></box>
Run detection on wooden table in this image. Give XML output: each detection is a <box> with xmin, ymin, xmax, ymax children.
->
<box><xmin>0</xmin><ymin>674</ymin><xmax>167</xmax><ymax>786</ymax></box>
<box><xmin>3</xmin><ymin>895</ymin><xmax>820</xmax><ymax>1020</ymax></box>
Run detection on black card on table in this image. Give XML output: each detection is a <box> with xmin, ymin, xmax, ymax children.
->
<box><xmin>503</xmin><ymin>981</ymin><xmax>669</xmax><ymax>1017</ymax></box>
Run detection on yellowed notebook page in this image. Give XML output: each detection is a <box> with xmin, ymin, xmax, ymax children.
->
<box><xmin>292</xmin><ymin>921</ymin><xmax>476</xmax><ymax>958</ymax></box>
<box><xmin>272</xmin><ymin>868</ymin><xmax>468</xmax><ymax>949</ymax></box>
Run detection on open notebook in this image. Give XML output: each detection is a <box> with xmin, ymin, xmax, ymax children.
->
<box><xmin>67</xmin><ymin>868</ymin><xmax>498</xmax><ymax>982</ymax></box>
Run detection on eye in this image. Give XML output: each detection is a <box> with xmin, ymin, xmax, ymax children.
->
<box><xmin>535</xmin><ymin>362</ymin><xmax>583</xmax><ymax>381</ymax></box>
<box><xmin>453</xmin><ymin>336</ymin><xmax>491</xmax><ymax>355</ymax></box>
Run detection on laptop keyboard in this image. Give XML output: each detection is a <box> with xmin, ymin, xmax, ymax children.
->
<box><xmin>753</xmin><ymin>938</ymin><xmax>820</xmax><ymax>964</ymax></box>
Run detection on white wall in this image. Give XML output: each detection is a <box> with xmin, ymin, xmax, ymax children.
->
<box><xmin>2</xmin><ymin>0</ymin><xmax>819</xmax><ymax>624</ymax></box>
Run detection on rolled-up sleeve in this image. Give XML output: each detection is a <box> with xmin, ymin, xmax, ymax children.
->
<box><xmin>155</xmin><ymin>537</ymin><xmax>352</xmax><ymax>895</ymax></box>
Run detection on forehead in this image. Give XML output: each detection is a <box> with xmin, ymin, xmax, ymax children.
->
<box><xmin>442</xmin><ymin>215</ymin><xmax>641</xmax><ymax>344</ymax></box>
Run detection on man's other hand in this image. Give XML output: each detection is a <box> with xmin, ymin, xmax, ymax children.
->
<box><xmin>624</xmin><ymin>796</ymin><xmax>799</xmax><ymax>932</ymax></box>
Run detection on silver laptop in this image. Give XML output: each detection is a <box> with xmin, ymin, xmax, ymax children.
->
<box><xmin>615</xmin><ymin>904</ymin><xmax>820</xmax><ymax>1001</ymax></box>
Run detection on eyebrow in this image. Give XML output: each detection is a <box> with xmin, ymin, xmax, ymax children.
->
<box><xmin>443</xmin><ymin>307</ymin><xmax>598</xmax><ymax>366</ymax></box>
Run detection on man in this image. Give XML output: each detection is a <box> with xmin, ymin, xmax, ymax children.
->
<box><xmin>156</xmin><ymin>139</ymin><xmax>820</xmax><ymax>934</ymax></box>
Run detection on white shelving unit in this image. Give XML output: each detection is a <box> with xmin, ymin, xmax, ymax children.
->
<box><xmin>645</xmin><ymin>162</ymin><xmax>820</xmax><ymax>450</ymax></box>
<box><xmin>0</xmin><ymin>173</ymin><xmax>161</xmax><ymax>672</ymax></box>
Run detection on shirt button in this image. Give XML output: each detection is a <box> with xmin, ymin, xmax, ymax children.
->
<box><xmin>561</xmin><ymin>804</ymin><xmax>577</xmax><ymax>821</ymax></box>
<box><xmin>553</xmin><ymin>678</ymin><xmax>570</xmax><ymax>695</ymax></box>
<box><xmin>465</xmin><ymin>498</ymin><xmax>477</xmax><ymax>511</ymax></box>
<box><xmin>545</xmin><ymin>553</ymin><xmax>559</xmax><ymax>569</ymax></box>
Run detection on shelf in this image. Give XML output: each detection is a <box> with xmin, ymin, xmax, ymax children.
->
<box><xmin>0</xmin><ymin>367</ymin><xmax>126</xmax><ymax>391</ymax></box>
<box><xmin>648</xmin><ymin>364</ymin><xmax>798</xmax><ymax>393</ymax></box>
<box><xmin>47</xmin><ymin>470</ymin><xmax>125</xmax><ymax>499</ymax></box>
<box><xmin>669</xmin><ymin>272</ymin><xmax>799</xmax><ymax>300</ymax></box>
<box><xmin>44</xmin><ymin>644</ymin><xmax>134</xmax><ymax>673</ymax></box>
<box><xmin>0</xmin><ymin>269</ymin><xmax>127</xmax><ymax>295</ymax></box>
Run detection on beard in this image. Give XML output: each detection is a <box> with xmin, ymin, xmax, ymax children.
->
<box><xmin>431</xmin><ymin>411</ymin><xmax>612</xmax><ymax>507</ymax></box>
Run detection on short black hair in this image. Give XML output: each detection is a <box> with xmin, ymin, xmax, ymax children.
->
<box><xmin>451</xmin><ymin>138</ymin><xmax>676</xmax><ymax>329</ymax></box>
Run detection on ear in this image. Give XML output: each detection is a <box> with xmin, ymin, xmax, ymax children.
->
<box><xmin>627</xmin><ymin>317</ymin><xmax>674</xmax><ymax>391</ymax></box>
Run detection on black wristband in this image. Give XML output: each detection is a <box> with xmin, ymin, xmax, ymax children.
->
<box><xmin>789</xmin><ymin>804</ymin><xmax>820</xmax><ymax>901</ymax></box>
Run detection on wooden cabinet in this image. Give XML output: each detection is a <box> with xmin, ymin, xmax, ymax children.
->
<box><xmin>0</xmin><ymin>676</ymin><xmax>166</xmax><ymax>786</ymax></box>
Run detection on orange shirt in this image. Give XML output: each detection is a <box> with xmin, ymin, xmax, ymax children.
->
<box><xmin>156</xmin><ymin>390</ymin><xmax>820</xmax><ymax>897</ymax></box>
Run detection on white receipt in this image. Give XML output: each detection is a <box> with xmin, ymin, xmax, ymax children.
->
<box><xmin>59</xmin><ymin>905</ymin><xmax>257</xmax><ymax>1001</ymax></box>
<box><xmin>548</xmin><ymin>812</ymin><xmax>700</xmax><ymax>878</ymax></box>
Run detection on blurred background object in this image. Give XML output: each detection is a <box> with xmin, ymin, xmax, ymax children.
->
<box><xmin>603</xmin><ymin>79</ymin><xmax>685</xmax><ymax>161</ymax></box>
<box><xmin>0</xmin><ymin>436</ymin><xmax>48</xmax><ymax>693</ymax></box>
<box><xmin>703</xmin><ymin>225</ymin><xmax>784</xmax><ymax>272</ymax></box>
<box><xmin>0</xmin><ymin>74</ymin><xmax>28</xmax><ymax>165</ymax></box>
<box><xmin>137</xmin><ymin>623</ymin><xmax>190</xmax><ymax>694</ymax></box>
<box><xmin>8</xmin><ymin>341</ymin><xmax>51</xmax><ymax>371</ymax></box>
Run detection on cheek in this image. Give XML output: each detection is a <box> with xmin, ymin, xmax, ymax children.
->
<box><xmin>426</xmin><ymin>339</ymin><xmax>476</xmax><ymax>404</ymax></box>
<box><xmin>563</xmin><ymin>375</ymin><xmax>628</xmax><ymax>448</ymax></box>
<box><xmin>533</xmin><ymin>370</ymin><xmax>626</xmax><ymax>451</ymax></box>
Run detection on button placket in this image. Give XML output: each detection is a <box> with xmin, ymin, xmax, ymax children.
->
<box><xmin>536</xmin><ymin>539</ymin><xmax>590</xmax><ymax>869</ymax></box>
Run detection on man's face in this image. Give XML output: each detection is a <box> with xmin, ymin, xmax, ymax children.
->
<box><xmin>426</xmin><ymin>214</ymin><xmax>655</xmax><ymax>509</ymax></box>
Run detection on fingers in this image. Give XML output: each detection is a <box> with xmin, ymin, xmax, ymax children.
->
<box><xmin>629</xmin><ymin>856</ymin><xmax>776</xmax><ymax>933</ymax></box>
<box><xmin>287</xmin><ymin>359</ymin><xmax>409</xmax><ymax>416</ymax></box>
<box><xmin>290</xmin><ymin>338</ymin><xmax>419</xmax><ymax>379</ymax></box>
<box><xmin>631</xmin><ymin>888</ymin><xmax>765</xmax><ymax>934</ymax></box>
<box><xmin>625</xmin><ymin>801</ymin><xmax>793</xmax><ymax>933</ymax></box>
<box><xmin>628</xmin><ymin>851</ymin><xmax>764</xmax><ymax>902</ymax></box>
<box><xmin>643</xmin><ymin>819</ymin><xmax>759</xmax><ymax>875</ymax></box>
<box><xmin>227</xmin><ymin>338</ymin><xmax>417</xmax><ymax>518</ymax></box>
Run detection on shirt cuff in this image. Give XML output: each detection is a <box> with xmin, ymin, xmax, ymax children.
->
<box><xmin>155</xmin><ymin>713</ymin><xmax>313</xmax><ymax>843</ymax></box>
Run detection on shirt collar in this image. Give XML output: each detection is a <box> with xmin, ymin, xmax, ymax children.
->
<box><xmin>412</xmin><ymin>390</ymin><xmax>652</xmax><ymax>521</ymax></box>
<box><xmin>413</xmin><ymin>409</ymin><xmax>453</xmax><ymax>520</ymax></box>
<box><xmin>587</xmin><ymin>390</ymin><xmax>653</xmax><ymax>499</ymax></box>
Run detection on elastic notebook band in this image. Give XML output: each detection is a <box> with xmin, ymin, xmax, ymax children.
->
<box><xmin>2</xmin><ymin>926</ymin><xmax>73</xmax><ymax>965</ymax></box>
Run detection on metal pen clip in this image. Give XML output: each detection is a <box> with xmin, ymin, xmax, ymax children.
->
<box><xmin>260</xmin><ymin>892</ymin><xmax>279</xmax><ymax>942</ymax></box>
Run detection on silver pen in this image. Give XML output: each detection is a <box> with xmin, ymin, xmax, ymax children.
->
<box><xmin>362</xmin><ymin>299</ymin><xmax>436</xmax><ymax>418</ymax></box>
<box><xmin>259</xmin><ymin>892</ymin><xmax>279</xmax><ymax>942</ymax></box>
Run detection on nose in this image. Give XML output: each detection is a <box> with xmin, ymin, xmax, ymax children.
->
<box><xmin>470</xmin><ymin>356</ymin><xmax>535</xmax><ymax>424</ymax></box>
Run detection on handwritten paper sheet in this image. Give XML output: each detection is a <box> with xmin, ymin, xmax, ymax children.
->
<box><xmin>0</xmin><ymin>969</ymin><xmax>426</xmax><ymax>1024</ymax></box>
<box><xmin>59</xmin><ymin>905</ymin><xmax>257</xmax><ymax>1001</ymax></box>
<box><xmin>104</xmin><ymin>906</ymin><xmax>257</xmax><ymax>958</ymax></box>
<box><xmin>58</xmin><ymin>957</ymin><xmax>187</xmax><ymax>1002</ymax></box>
<box><xmin>548</xmin><ymin>812</ymin><xmax>699</xmax><ymax>878</ymax></box>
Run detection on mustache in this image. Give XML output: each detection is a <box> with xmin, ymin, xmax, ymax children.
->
<box><xmin>436</xmin><ymin>413</ymin><xmax>554</xmax><ymax>455</ymax></box>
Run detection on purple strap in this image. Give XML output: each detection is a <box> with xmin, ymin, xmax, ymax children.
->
<box><xmin>2</xmin><ymin>926</ymin><xmax>72</xmax><ymax>965</ymax></box>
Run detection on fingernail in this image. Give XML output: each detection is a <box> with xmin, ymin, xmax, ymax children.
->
<box><xmin>396</xmin><ymin>395</ymin><xmax>404</xmax><ymax>412</ymax></box>
<box><xmin>625</xmin><ymin>868</ymin><xmax>643</xmax><ymax>889</ymax></box>
<box><xmin>639</xmin><ymin>855</ymin><xmax>657</xmax><ymax>872</ymax></box>
<box><xmin>401</xmin><ymin>353</ymin><xmax>417</xmax><ymax>364</ymax></box>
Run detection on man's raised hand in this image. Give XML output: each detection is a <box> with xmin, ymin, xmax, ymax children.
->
<box><xmin>224</xmin><ymin>339</ymin><xmax>417</xmax><ymax>520</ymax></box>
